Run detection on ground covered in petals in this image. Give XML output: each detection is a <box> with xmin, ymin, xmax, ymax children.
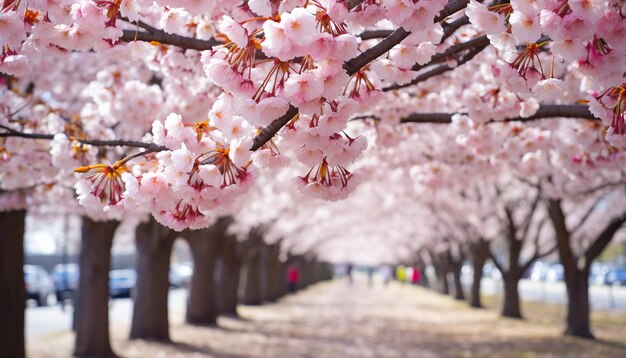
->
<box><xmin>29</xmin><ymin>278</ymin><xmax>626</xmax><ymax>358</ymax></box>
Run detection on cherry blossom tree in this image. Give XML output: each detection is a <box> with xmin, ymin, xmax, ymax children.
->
<box><xmin>2</xmin><ymin>1</ymin><xmax>626</xmax><ymax>355</ymax></box>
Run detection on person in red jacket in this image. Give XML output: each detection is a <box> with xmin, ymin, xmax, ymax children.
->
<box><xmin>287</xmin><ymin>265</ymin><xmax>299</xmax><ymax>293</ymax></box>
<box><xmin>411</xmin><ymin>266</ymin><xmax>421</xmax><ymax>285</ymax></box>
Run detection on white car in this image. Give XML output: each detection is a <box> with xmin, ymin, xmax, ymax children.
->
<box><xmin>24</xmin><ymin>265</ymin><xmax>55</xmax><ymax>306</ymax></box>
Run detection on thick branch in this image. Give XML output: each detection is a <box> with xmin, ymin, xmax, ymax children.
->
<box><xmin>519</xmin><ymin>191</ymin><xmax>541</xmax><ymax>242</ymax></box>
<box><xmin>570</xmin><ymin>194</ymin><xmax>607</xmax><ymax>235</ymax></box>
<box><xmin>488</xmin><ymin>250</ymin><xmax>504</xmax><ymax>274</ymax></box>
<box><xmin>343</xmin><ymin>0</ymin><xmax>470</xmax><ymax>76</ymax></box>
<box><xmin>249</xmin><ymin>105</ymin><xmax>299</xmax><ymax>151</ymax></box>
<box><xmin>121</xmin><ymin>30</ymin><xmax>220</xmax><ymax>51</ymax></box>
<box><xmin>584</xmin><ymin>213</ymin><xmax>626</xmax><ymax>265</ymax></box>
<box><xmin>399</xmin><ymin>104</ymin><xmax>597</xmax><ymax>124</ymax></box>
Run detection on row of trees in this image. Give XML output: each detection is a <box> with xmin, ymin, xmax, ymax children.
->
<box><xmin>1</xmin><ymin>0</ymin><xmax>625</xmax><ymax>355</ymax></box>
<box><xmin>406</xmin><ymin>176</ymin><xmax>626</xmax><ymax>338</ymax></box>
<box><xmin>1</xmin><ymin>211</ymin><xmax>332</xmax><ymax>358</ymax></box>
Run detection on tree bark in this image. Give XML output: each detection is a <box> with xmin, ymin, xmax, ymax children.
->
<box><xmin>469</xmin><ymin>240</ymin><xmax>490</xmax><ymax>308</ymax></box>
<box><xmin>448</xmin><ymin>250</ymin><xmax>465</xmax><ymax>301</ymax></box>
<box><xmin>501</xmin><ymin>273</ymin><xmax>522</xmax><ymax>319</ymax></box>
<box><xmin>185</xmin><ymin>228</ymin><xmax>219</xmax><ymax>325</ymax></box>
<box><xmin>451</xmin><ymin>264</ymin><xmax>464</xmax><ymax>300</ymax></box>
<box><xmin>241</xmin><ymin>244</ymin><xmax>262</xmax><ymax>305</ymax></box>
<box><xmin>0</xmin><ymin>210</ymin><xmax>26</xmax><ymax>358</ymax></box>
<box><xmin>564</xmin><ymin>268</ymin><xmax>593</xmax><ymax>338</ymax></box>
<box><xmin>432</xmin><ymin>253</ymin><xmax>450</xmax><ymax>295</ymax></box>
<box><xmin>74</xmin><ymin>218</ymin><xmax>119</xmax><ymax>358</ymax></box>
<box><xmin>492</xmin><ymin>229</ymin><xmax>525</xmax><ymax>318</ymax></box>
<box><xmin>262</xmin><ymin>244</ymin><xmax>281</xmax><ymax>302</ymax></box>
<box><xmin>217</xmin><ymin>235</ymin><xmax>240</xmax><ymax>316</ymax></box>
<box><xmin>130</xmin><ymin>218</ymin><xmax>174</xmax><ymax>341</ymax></box>
<box><xmin>547</xmin><ymin>199</ymin><xmax>626</xmax><ymax>338</ymax></box>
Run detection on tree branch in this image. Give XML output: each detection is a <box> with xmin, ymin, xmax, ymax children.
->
<box><xmin>0</xmin><ymin>124</ymin><xmax>165</xmax><ymax>151</ymax></box>
<box><xmin>384</xmin><ymin>39</ymin><xmax>488</xmax><ymax>92</ymax></box>
<box><xmin>570</xmin><ymin>194</ymin><xmax>609</xmax><ymax>235</ymax></box>
<box><xmin>519</xmin><ymin>190</ymin><xmax>542</xmax><ymax>242</ymax></box>
<box><xmin>399</xmin><ymin>104</ymin><xmax>596</xmax><ymax>124</ymax></box>
<box><xmin>343</xmin><ymin>0</ymin><xmax>470</xmax><ymax>76</ymax></box>
<box><xmin>412</xmin><ymin>35</ymin><xmax>489</xmax><ymax>72</ymax></box>
<box><xmin>249</xmin><ymin>105</ymin><xmax>299</xmax><ymax>151</ymax></box>
<box><xmin>585</xmin><ymin>213</ymin><xmax>626</xmax><ymax>266</ymax></box>
<box><xmin>120</xmin><ymin>30</ymin><xmax>221</xmax><ymax>51</ymax></box>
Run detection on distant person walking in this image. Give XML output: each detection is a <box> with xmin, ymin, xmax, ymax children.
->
<box><xmin>346</xmin><ymin>263</ymin><xmax>353</xmax><ymax>284</ymax></box>
<box><xmin>411</xmin><ymin>266</ymin><xmax>421</xmax><ymax>285</ymax></box>
<box><xmin>380</xmin><ymin>265</ymin><xmax>392</xmax><ymax>286</ymax></box>
<box><xmin>287</xmin><ymin>265</ymin><xmax>299</xmax><ymax>293</ymax></box>
<box><xmin>396</xmin><ymin>265</ymin><xmax>406</xmax><ymax>283</ymax></box>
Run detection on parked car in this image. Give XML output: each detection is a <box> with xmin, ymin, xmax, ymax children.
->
<box><xmin>590</xmin><ymin>263</ymin><xmax>610</xmax><ymax>285</ymax></box>
<box><xmin>529</xmin><ymin>262</ymin><xmax>551</xmax><ymax>282</ymax></box>
<box><xmin>52</xmin><ymin>263</ymin><xmax>79</xmax><ymax>301</ymax></box>
<box><xmin>546</xmin><ymin>264</ymin><xmax>564</xmax><ymax>282</ymax></box>
<box><xmin>169</xmin><ymin>262</ymin><xmax>193</xmax><ymax>288</ymax></box>
<box><xmin>24</xmin><ymin>265</ymin><xmax>55</xmax><ymax>306</ymax></box>
<box><xmin>109</xmin><ymin>269</ymin><xmax>137</xmax><ymax>298</ymax></box>
<box><xmin>605</xmin><ymin>267</ymin><xmax>626</xmax><ymax>286</ymax></box>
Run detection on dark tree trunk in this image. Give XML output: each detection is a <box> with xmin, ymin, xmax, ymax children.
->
<box><xmin>0</xmin><ymin>210</ymin><xmax>26</xmax><ymax>358</ymax></box>
<box><xmin>262</xmin><ymin>244</ymin><xmax>281</xmax><ymax>302</ymax></box>
<box><xmin>437</xmin><ymin>270</ymin><xmax>449</xmax><ymax>294</ymax></box>
<box><xmin>470</xmin><ymin>255</ymin><xmax>487</xmax><ymax>308</ymax></box>
<box><xmin>218</xmin><ymin>235</ymin><xmax>240</xmax><ymax>316</ymax></box>
<box><xmin>492</xmin><ymin>230</ymin><xmax>524</xmax><ymax>319</ymax></box>
<box><xmin>241</xmin><ymin>246</ymin><xmax>262</xmax><ymax>305</ymax></box>
<box><xmin>432</xmin><ymin>253</ymin><xmax>450</xmax><ymax>295</ymax></box>
<box><xmin>564</xmin><ymin>268</ymin><xmax>593</xmax><ymax>338</ymax></box>
<box><xmin>469</xmin><ymin>240</ymin><xmax>490</xmax><ymax>308</ymax></box>
<box><xmin>501</xmin><ymin>273</ymin><xmax>522</xmax><ymax>319</ymax></box>
<box><xmin>277</xmin><ymin>260</ymin><xmax>288</xmax><ymax>297</ymax></box>
<box><xmin>130</xmin><ymin>219</ymin><xmax>174</xmax><ymax>341</ymax></box>
<box><xmin>448</xmin><ymin>250</ymin><xmax>465</xmax><ymax>301</ymax></box>
<box><xmin>547</xmin><ymin>199</ymin><xmax>626</xmax><ymax>339</ymax></box>
<box><xmin>451</xmin><ymin>264</ymin><xmax>464</xmax><ymax>300</ymax></box>
<box><xmin>74</xmin><ymin>218</ymin><xmax>119</xmax><ymax>358</ymax></box>
<box><xmin>186</xmin><ymin>229</ymin><xmax>219</xmax><ymax>325</ymax></box>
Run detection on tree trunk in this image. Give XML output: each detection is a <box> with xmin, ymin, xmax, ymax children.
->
<box><xmin>262</xmin><ymin>244</ymin><xmax>281</xmax><ymax>302</ymax></box>
<box><xmin>277</xmin><ymin>260</ymin><xmax>288</xmax><ymax>298</ymax></box>
<box><xmin>432</xmin><ymin>253</ymin><xmax>450</xmax><ymax>295</ymax></box>
<box><xmin>0</xmin><ymin>210</ymin><xmax>26</xmax><ymax>358</ymax></box>
<box><xmin>130</xmin><ymin>219</ymin><xmax>174</xmax><ymax>341</ymax></box>
<box><xmin>218</xmin><ymin>235</ymin><xmax>240</xmax><ymax>316</ymax></box>
<box><xmin>501</xmin><ymin>273</ymin><xmax>522</xmax><ymax>319</ymax></box>
<box><xmin>241</xmin><ymin>245</ymin><xmax>262</xmax><ymax>305</ymax></box>
<box><xmin>451</xmin><ymin>263</ymin><xmax>464</xmax><ymax>300</ymax></box>
<box><xmin>74</xmin><ymin>218</ymin><xmax>119</xmax><ymax>358</ymax></box>
<box><xmin>469</xmin><ymin>240</ymin><xmax>489</xmax><ymax>308</ymax></box>
<box><xmin>548</xmin><ymin>199</ymin><xmax>592</xmax><ymax>337</ymax></box>
<box><xmin>564</xmin><ymin>268</ymin><xmax>593</xmax><ymax>338</ymax></box>
<box><xmin>470</xmin><ymin>254</ymin><xmax>487</xmax><ymax>308</ymax></box>
<box><xmin>448</xmin><ymin>251</ymin><xmax>465</xmax><ymax>301</ymax></box>
<box><xmin>185</xmin><ymin>229</ymin><xmax>219</xmax><ymax>325</ymax></box>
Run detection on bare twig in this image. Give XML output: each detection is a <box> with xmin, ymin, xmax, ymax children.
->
<box><xmin>384</xmin><ymin>38</ymin><xmax>488</xmax><ymax>92</ymax></box>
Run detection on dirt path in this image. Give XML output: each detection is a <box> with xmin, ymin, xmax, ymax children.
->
<box><xmin>28</xmin><ymin>277</ymin><xmax>626</xmax><ymax>357</ymax></box>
